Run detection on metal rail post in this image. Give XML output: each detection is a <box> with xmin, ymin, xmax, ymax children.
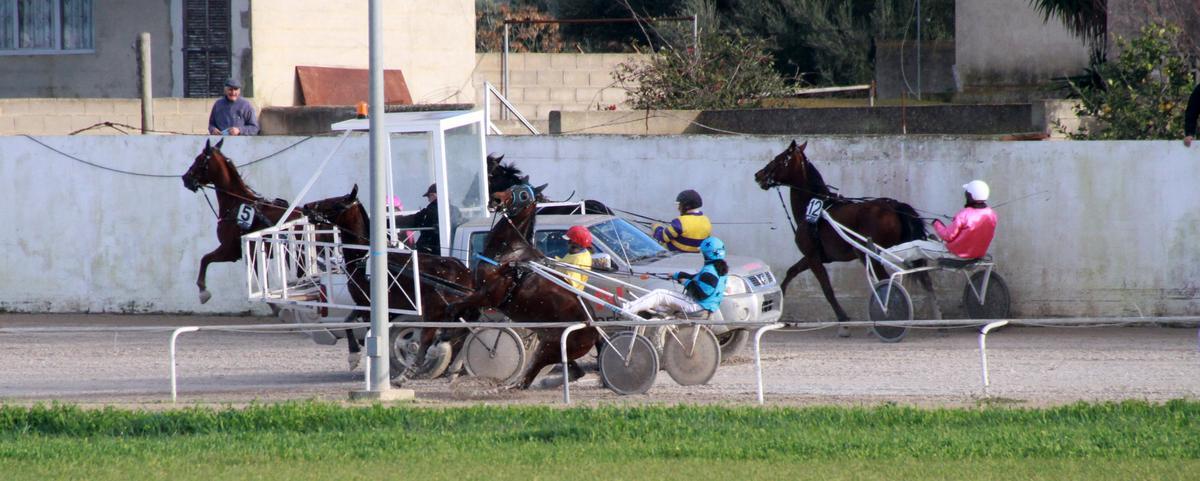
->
<box><xmin>169</xmin><ymin>326</ymin><xmax>199</xmax><ymax>403</ymax></box>
<box><xmin>753</xmin><ymin>323</ymin><xmax>784</xmax><ymax>405</ymax></box>
<box><xmin>502</xmin><ymin>23</ymin><xmax>510</xmax><ymax>121</ymax></box>
<box><xmin>561</xmin><ymin>323</ymin><xmax>587</xmax><ymax>404</ymax></box>
<box><xmin>978</xmin><ymin>320</ymin><xmax>1009</xmax><ymax>395</ymax></box>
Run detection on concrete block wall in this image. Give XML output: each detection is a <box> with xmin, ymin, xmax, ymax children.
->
<box><xmin>473</xmin><ymin>53</ymin><xmax>647</xmax><ymax>120</ymax></box>
<box><xmin>1</xmin><ymin>135</ymin><xmax>1198</xmax><ymax>319</ymax></box>
<box><xmin>0</xmin><ymin>98</ymin><xmax>219</xmax><ymax>135</ymax></box>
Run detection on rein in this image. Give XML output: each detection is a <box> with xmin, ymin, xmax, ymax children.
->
<box><xmin>775</xmin><ymin>188</ymin><xmax>799</xmax><ymax>235</ymax></box>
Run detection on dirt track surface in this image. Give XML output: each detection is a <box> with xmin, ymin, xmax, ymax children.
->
<box><xmin>1</xmin><ymin>314</ymin><xmax>1197</xmax><ymax>408</ymax></box>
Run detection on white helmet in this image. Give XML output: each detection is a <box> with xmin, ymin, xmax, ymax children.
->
<box><xmin>963</xmin><ymin>180</ymin><xmax>990</xmax><ymax>201</ymax></box>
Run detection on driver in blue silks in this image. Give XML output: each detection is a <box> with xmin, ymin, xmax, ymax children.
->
<box><xmin>623</xmin><ymin>237</ymin><xmax>728</xmax><ymax>318</ymax></box>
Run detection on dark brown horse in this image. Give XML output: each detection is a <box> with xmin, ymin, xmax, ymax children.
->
<box><xmin>445</xmin><ymin>183</ymin><xmax>601</xmax><ymax>389</ymax></box>
<box><xmin>754</xmin><ymin>140</ymin><xmax>937</xmax><ymax>335</ymax></box>
<box><xmin>300</xmin><ymin>185</ymin><xmax>479</xmax><ymax>379</ymax></box>
<box><xmin>182</xmin><ymin>139</ymin><xmax>300</xmax><ymax>304</ymax></box>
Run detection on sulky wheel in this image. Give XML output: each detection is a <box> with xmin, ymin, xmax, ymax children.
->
<box><xmin>662</xmin><ymin>325</ymin><xmax>721</xmax><ymax>386</ymax></box>
<box><xmin>963</xmin><ymin>271</ymin><xmax>1012</xmax><ymax>320</ymax></box>
<box><xmin>867</xmin><ymin>279</ymin><xmax>913</xmax><ymax>343</ymax></box>
<box><xmin>599</xmin><ymin>331</ymin><xmax>659</xmax><ymax>395</ymax></box>
<box><xmin>390</xmin><ymin>327</ymin><xmax>453</xmax><ymax>380</ymax></box>
<box><xmin>463</xmin><ymin>328</ymin><xmax>527</xmax><ymax>385</ymax></box>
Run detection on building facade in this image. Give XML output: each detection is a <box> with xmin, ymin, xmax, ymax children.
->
<box><xmin>0</xmin><ymin>0</ymin><xmax>476</xmax><ymax>107</ymax></box>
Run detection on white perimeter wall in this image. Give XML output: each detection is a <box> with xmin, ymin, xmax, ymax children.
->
<box><xmin>1</xmin><ymin>134</ymin><xmax>1197</xmax><ymax>320</ymax></box>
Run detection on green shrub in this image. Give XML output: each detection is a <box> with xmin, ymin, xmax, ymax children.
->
<box><xmin>1067</xmin><ymin>23</ymin><xmax>1194</xmax><ymax>140</ymax></box>
<box><xmin>612</xmin><ymin>31</ymin><xmax>788</xmax><ymax>110</ymax></box>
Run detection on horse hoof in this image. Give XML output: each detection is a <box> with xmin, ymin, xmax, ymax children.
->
<box><xmin>347</xmin><ymin>352</ymin><xmax>361</xmax><ymax>371</ymax></box>
<box><xmin>198</xmin><ymin>290</ymin><xmax>212</xmax><ymax>304</ymax></box>
<box><xmin>836</xmin><ymin>326</ymin><xmax>851</xmax><ymax>338</ymax></box>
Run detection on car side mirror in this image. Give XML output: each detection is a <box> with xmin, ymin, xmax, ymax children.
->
<box><xmin>591</xmin><ymin>253</ymin><xmax>615</xmax><ymax>272</ymax></box>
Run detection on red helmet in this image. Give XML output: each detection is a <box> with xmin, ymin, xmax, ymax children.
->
<box><xmin>565</xmin><ymin>225</ymin><xmax>593</xmax><ymax>248</ymax></box>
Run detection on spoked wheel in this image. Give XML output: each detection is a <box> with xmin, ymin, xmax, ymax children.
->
<box><xmin>390</xmin><ymin>327</ymin><xmax>453</xmax><ymax>380</ymax></box>
<box><xmin>963</xmin><ymin>271</ymin><xmax>1011</xmax><ymax>320</ymax></box>
<box><xmin>662</xmin><ymin>325</ymin><xmax>721</xmax><ymax>386</ymax></box>
<box><xmin>598</xmin><ymin>331</ymin><xmax>659</xmax><ymax>395</ymax></box>
<box><xmin>867</xmin><ymin>279</ymin><xmax>913</xmax><ymax>343</ymax></box>
<box><xmin>463</xmin><ymin>327</ymin><xmax>527</xmax><ymax>385</ymax></box>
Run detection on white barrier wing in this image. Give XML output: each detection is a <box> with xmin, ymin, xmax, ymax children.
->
<box><xmin>241</xmin><ymin>217</ymin><xmax>422</xmax><ymax>317</ymax></box>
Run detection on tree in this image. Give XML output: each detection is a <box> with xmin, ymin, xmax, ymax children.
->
<box><xmin>1066</xmin><ymin>23</ymin><xmax>1192</xmax><ymax>140</ymax></box>
<box><xmin>612</xmin><ymin>31</ymin><xmax>787</xmax><ymax>109</ymax></box>
<box><xmin>1027</xmin><ymin>0</ymin><xmax>1107</xmax><ymax>48</ymax></box>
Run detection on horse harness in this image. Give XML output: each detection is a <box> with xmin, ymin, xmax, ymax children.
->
<box><xmin>192</xmin><ymin>151</ymin><xmax>288</xmax><ymax>233</ymax></box>
<box><xmin>214</xmin><ymin>196</ymin><xmax>288</xmax><ymax>233</ymax></box>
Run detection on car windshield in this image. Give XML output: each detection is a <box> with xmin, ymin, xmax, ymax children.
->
<box><xmin>588</xmin><ymin>218</ymin><xmax>666</xmax><ymax>264</ymax></box>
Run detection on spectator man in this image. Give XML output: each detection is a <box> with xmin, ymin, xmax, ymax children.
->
<box><xmin>208</xmin><ymin>78</ymin><xmax>259</xmax><ymax>136</ymax></box>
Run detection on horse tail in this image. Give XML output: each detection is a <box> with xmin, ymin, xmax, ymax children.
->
<box><xmin>893</xmin><ymin>201</ymin><xmax>927</xmax><ymax>243</ymax></box>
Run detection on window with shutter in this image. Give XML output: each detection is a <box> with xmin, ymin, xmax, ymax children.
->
<box><xmin>183</xmin><ymin>0</ymin><xmax>231</xmax><ymax>98</ymax></box>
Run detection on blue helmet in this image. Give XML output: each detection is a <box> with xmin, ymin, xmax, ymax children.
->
<box><xmin>699</xmin><ymin>237</ymin><xmax>725</xmax><ymax>261</ymax></box>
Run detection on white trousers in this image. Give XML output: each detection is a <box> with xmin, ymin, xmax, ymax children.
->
<box><xmin>887</xmin><ymin>239</ymin><xmax>956</xmax><ymax>263</ymax></box>
<box><xmin>623</xmin><ymin>289</ymin><xmax>702</xmax><ymax>316</ymax></box>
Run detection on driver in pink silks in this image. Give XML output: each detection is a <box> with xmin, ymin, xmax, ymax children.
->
<box><xmin>891</xmin><ymin>180</ymin><xmax>998</xmax><ymax>262</ymax></box>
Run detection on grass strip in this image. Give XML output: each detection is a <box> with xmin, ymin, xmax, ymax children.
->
<box><xmin>0</xmin><ymin>400</ymin><xmax>1196</xmax><ymax>480</ymax></box>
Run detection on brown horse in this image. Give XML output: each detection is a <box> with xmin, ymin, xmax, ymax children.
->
<box><xmin>182</xmin><ymin>139</ymin><xmax>300</xmax><ymax>304</ymax></box>
<box><xmin>754</xmin><ymin>140</ymin><xmax>937</xmax><ymax>335</ymax></box>
<box><xmin>300</xmin><ymin>185</ymin><xmax>479</xmax><ymax>379</ymax></box>
<box><xmin>445</xmin><ymin>183</ymin><xmax>601</xmax><ymax>389</ymax></box>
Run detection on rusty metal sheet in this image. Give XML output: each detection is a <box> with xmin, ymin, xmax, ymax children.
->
<box><xmin>296</xmin><ymin>66</ymin><xmax>413</xmax><ymax>106</ymax></box>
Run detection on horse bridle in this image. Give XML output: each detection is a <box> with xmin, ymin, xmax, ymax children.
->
<box><xmin>305</xmin><ymin>199</ymin><xmax>370</xmax><ymax>244</ymax></box>
<box><xmin>759</xmin><ymin>148</ymin><xmax>795</xmax><ymax>189</ymax></box>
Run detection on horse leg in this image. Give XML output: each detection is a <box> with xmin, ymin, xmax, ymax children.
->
<box><xmin>808</xmin><ymin>261</ymin><xmax>852</xmax><ymax>336</ymax></box>
<box><xmin>913</xmin><ymin>269</ymin><xmax>942</xmax><ymax>321</ymax></box>
<box><xmin>196</xmin><ymin>242</ymin><xmax>241</xmax><ymax>304</ymax></box>
<box><xmin>344</xmin><ymin>312</ymin><xmax>363</xmax><ymax>371</ymax></box>
<box><xmin>779</xmin><ymin>257</ymin><xmax>814</xmax><ymax>295</ymax></box>
<box><xmin>519</xmin><ymin>340</ymin><xmax>560</xmax><ymax>389</ymax></box>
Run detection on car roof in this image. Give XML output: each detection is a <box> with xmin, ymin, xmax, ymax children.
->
<box><xmin>459</xmin><ymin>214</ymin><xmax>614</xmax><ymax>230</ymax></box>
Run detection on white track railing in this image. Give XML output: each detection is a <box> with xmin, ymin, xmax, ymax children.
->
<box><xmin>165</xmin><ymin>318</ymin><xmax>781</xmax><ymax>404</ymax></box>
<box><xmin>5</xmin><ymin>316</ymin><xmax>1196</xmax><ymax>405</ymax></box>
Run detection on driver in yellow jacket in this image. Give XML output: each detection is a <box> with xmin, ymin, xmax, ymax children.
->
<box><xmin>558</xmin><ymin>225</ymin><xmax>593</xmax><ymax>290</ymax></box>
<box><xmin>653</xmin><ymin>189</ymin><xmax>712</xmax><ymax>253</ymax></box>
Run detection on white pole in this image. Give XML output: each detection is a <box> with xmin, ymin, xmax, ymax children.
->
<box><xmin>366</xmin><ymin>0</ymin><xmax>390</xmax><ymax>393</ymax></box>
<box><xmin>978</xmin><ymin>320</ymin><xmax>1008</xmax><ymax>395</ymax></box>
<box><xmin>137</xmin><ymin>32</ymin><xmax>153</xmax><ymax>134</ymax></box>
<box><xmin>754</xmin><ymin>323</ymin><xmax>784</xmax><ymax>405</ymax></box>
<box><xmin>560</xmin><ymin>323</ymin><xmax>587</xmax><ymax>404</ymax></box>
<box><xmin>169</xmin><ymin>326</ymin><xmax>200</xmax><ymax>403</ymax></box>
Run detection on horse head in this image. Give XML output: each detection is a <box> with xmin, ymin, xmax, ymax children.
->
<box><xmin>488</xmin><ymin>157</ymin><xmax>532</xmax><ymax>195</ymax></box>
<box><xmin>301</xmin><ymin>184</ymin><xmax>367</xmax><ymax>239</ymax></box>
<box><xmin>490</xmin><ymin>183</ymin><xmax>545</xmax><ymax>218</ymax></box>
<box><xmin>182</xmin><ymin>138</ymin><xmax>230</xmax><ymax>192</ymax></box>
<box><xmin>755</xmin><ymin>140</ymin><xmax>810</xmax><ymax>190</ymax></box>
